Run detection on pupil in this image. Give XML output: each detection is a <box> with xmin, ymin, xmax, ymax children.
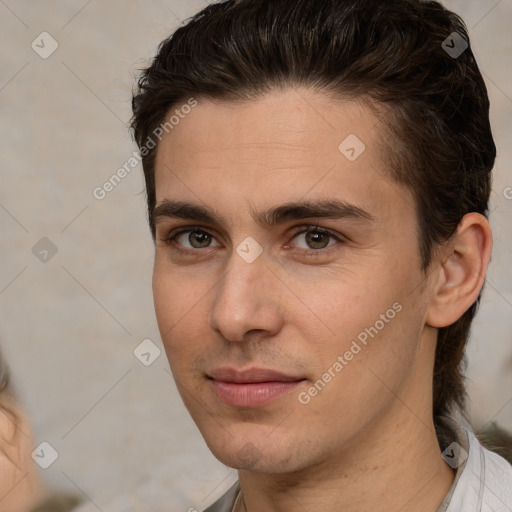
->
<box><xmin>307</xmin><ymin>231</ymin><xmax>328</xmax><ymax>249</ymax></box>
<box><xmin>191</xmin><ymin>231</ymin><xmax>210</xmax><ymax>248</ymax></box>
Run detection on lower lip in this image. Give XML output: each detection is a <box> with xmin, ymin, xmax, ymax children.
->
<box><xmin>210</xmin><ymin>380</ymin><xmax>305</xmax><ymax>407</ymax></box>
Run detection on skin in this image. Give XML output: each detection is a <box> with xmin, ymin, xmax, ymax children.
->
<box><xmin>0</xmin><ymin>394</ymin><xmax>44</xmax><ymax>512</ymax></box>
<box><xmin>152</xmin><ymin>87</ymin><xmax>492</xmax><ymax>512</ymax></box>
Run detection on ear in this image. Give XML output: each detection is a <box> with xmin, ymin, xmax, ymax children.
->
<box><xmin>426</xmin><ymin>212</ymin><xmax>493</xmax><ymax>328</ymax></box>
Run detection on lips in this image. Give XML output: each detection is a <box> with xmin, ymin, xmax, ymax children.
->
<box><xmin>209</xmin><ymin>367</ymin><xmax>304</xmax><ymax>384</ymax></box>
<box><xmin>208</xmin><ymin>367</ymin><xmax>306</xmax><ymax>407</ymax></box>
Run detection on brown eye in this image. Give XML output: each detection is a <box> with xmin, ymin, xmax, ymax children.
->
<box><xmin>188</xmin><ymin>230</ymin><xmax>212</xmax><ymax>248</ymax></box>
<box><xmin>292</xmin><ymin>228</ymin><xmax>338</xmax><ymax>251</ymax></box>
<box><xmin>304</xmin><ymin>230</ymin><xmax>331</xmax><ymax>249</ymax></box>
<box><xmin>170</xmin><ymin>229</ymin><xmax>221</xmax><ymax>249</ymax></box>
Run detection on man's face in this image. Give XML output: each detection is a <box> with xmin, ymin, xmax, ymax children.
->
<box><xmin>152</xmin><ymin>88</ymin><xmax>435</xmax><ymax>474</ymax></box>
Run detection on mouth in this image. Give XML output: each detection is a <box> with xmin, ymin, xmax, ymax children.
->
<box><xmin>207</xmin><ymin>367</ymin><xmax>307</xmax><ymax>407</ymax></box>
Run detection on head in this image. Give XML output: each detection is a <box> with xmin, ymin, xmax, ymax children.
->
<box><xmin>131</xmin><ymin>0</ymin><xmax>494</xmax><ymax>471</ymax></box>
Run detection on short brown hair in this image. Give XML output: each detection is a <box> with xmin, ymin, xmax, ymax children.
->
<box><xmin>131</xmin><ymin>0</ymin><xmax>495</xmax><ymax>436</ymax></box>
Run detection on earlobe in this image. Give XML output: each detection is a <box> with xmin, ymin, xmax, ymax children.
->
<box><xmin>426</xmin><ymin>212</ymin><xmax>493</xmax><ymax>328</ymax></box>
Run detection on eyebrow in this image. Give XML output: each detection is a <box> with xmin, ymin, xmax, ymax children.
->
<box><xmin>153</xmin><ymin>198</ymin><xmax>375</xmax><ymax>228</ymax></box>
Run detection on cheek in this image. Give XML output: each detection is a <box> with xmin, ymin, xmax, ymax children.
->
<box><xmin>152</xmin><ymin>268</ymin><xmax>177</xmax><ymax>336</ymax></box>
<box><xmin>152</xmin><ymin>263</ymin><xmax>213</xmax><ymax>361</ymax></box>
<box><xmin>153</xmin><ymin>267</ymin><xmax>188</xmax><ymax>346</ymax></box>
<box><xmin>298</xmin><ymin>262</ymin><xmax>421</xmax><ymax>382</ymax></box>
<box><xmin>296</xmin><ymin>301</ymin><xmax>421</xmax><ymax>439</ymax></box>
<box><xmin>293</xmin><ymin>268</ymin><xmax>394</xmax><ymax>344</ymax></box>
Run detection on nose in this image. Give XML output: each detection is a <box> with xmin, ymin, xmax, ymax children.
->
<box><xmin>209</xmin><ymin>249</ymin><xmax>284</xmax><ymax>343</ymax></box>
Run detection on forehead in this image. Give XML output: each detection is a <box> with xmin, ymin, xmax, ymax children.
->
<box><xmin>153</xmin><ymin>88</ymin><xmax>413</xmax><ymax>225</ymax></box>
<box><xmin>156</xmin><ymin>88</ymin><xmax>377</xmax><ymax>162</ymax></box>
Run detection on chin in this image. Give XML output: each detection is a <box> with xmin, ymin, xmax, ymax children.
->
<box><xmin>215</xmin><ymin>447</ymin><xmax>298</xmax><ymax>473</ymax></box>
<box><xmin>204</xmin><ymin>429</ymin><xmax>310</xmax><ymax>473</ymax></box>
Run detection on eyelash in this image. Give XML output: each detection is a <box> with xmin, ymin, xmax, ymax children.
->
<box><xmin>163</xmin><ymin>225</ymin><xmax>344</xmax><ymax>258</ymax></box>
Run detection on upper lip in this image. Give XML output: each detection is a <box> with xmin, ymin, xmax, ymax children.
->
<box><xmin>208</xmin><ymin>367</ymin><xmax>305</xmax><ymax>383</ymax></box>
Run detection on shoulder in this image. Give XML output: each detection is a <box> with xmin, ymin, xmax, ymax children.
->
<box><xmin>446</xmin><ymin>420</ymin><xmax>512</xmax><ymax>512</ymax></box>
<box><xmin>478</xmin><ymin>434</ymin><xmax>512</xmax><ymax>511</ymax></box>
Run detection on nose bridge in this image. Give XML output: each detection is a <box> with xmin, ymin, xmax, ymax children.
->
<box><xmin>214</xmin><ymin>249</ymin><xmax>264</xmax><ymax>319</ymax></box>
<box><xmin>210</xmin><ymin>246</ymin><xmax>280</xmax><ymax>341</ymax></box>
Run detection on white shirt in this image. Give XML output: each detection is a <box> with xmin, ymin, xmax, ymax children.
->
<box><xmin>438</xmin><ymin>416</ymin><xmax>512</xmax><ymax>511</ymax></box>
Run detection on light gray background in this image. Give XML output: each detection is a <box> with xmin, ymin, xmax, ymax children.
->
<box><xmin>1</xmin><ymin>1</ymin><xmax>511</xmax><ymax>510</ymax></box>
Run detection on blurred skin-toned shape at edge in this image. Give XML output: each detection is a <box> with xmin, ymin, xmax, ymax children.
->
<box><xmin>0</xmin><ymin>356</ymin><xmax>43</xmax><ymax>512</ymax></box>
<box><xmin>0</xmin><ymin>354</ymin><xmax>79</xmax><ymax>512</ymax></box>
